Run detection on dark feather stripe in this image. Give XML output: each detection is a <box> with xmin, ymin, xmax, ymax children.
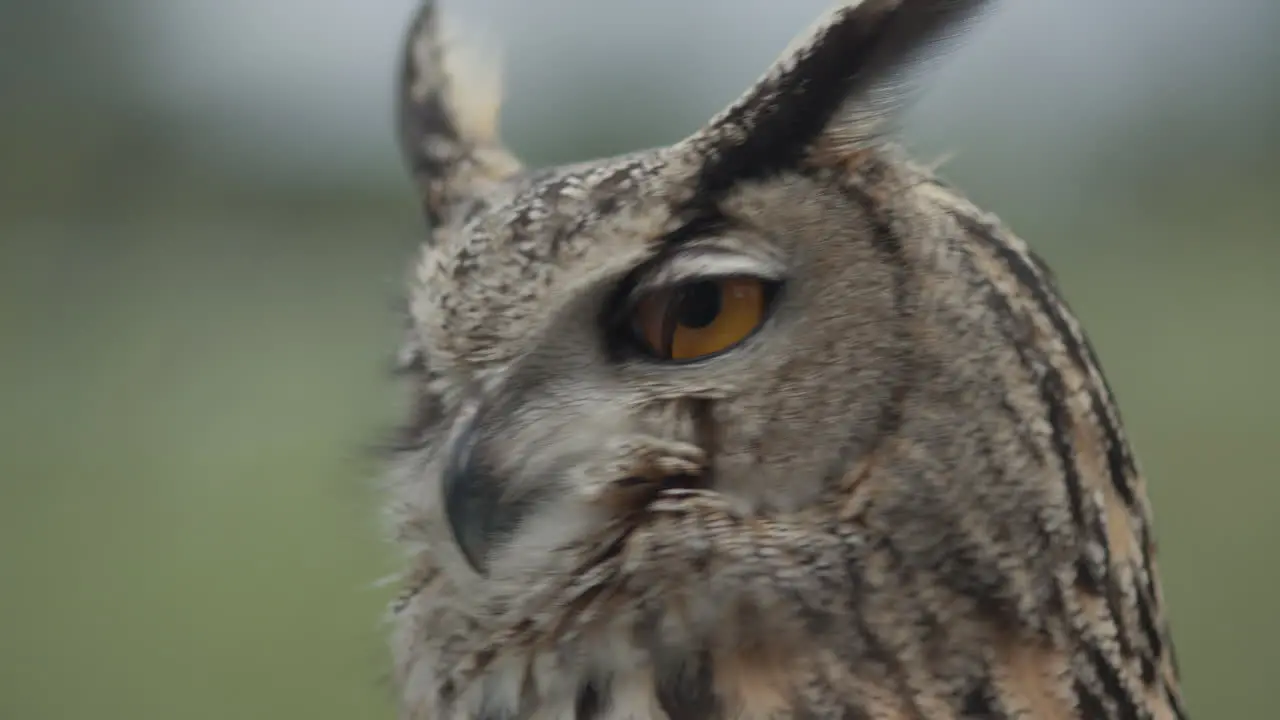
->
<box><xmin>655</xmin><ymin>652</ymin><xmax>719</xmax><ymax>720</ymax></box>
<box><xmin>1085</xmin><ymin>643</ymin><xmax>1142</xmax><ymax>720</ymax></box>
<box><xmin>858</xmin><ymin>537</ymin><xmax>941</xmax><ymax>720</ymax></box>
<box><xmin>692</xmin><ymin>0</ymin><xmax>903</xmax><ymax>199</ymax></box>
<box><xmin>1038</xmin><ymin>367</ymin><xmax>1089</xmax><ymax>534</ymax></box>
<box><xmin>815</xmin><ymin>172</ymin><xmax>917</xmax><ymax>489</ymax></box>
<box><xmin>832</xmin><ymin>161</ymin><xmax>909</xmax><ymax>270</ymax></box>
<box><xmin>1077</xmin><ymin>331</ymin><xmax>1140</xmax><ymax>508</ymax></box>
<box><xmin>575</xmin><ymin>677</ymin><xmax>608</xmax><ymax>720</ymax></box>
<box><xmin>692</xmin><ymin>0</ymin><xmax>995</xmax><ymax>200</ymax></box>
<box><xmin>949</xmin><ymin>213</ymin><xmax>1168</xmax><ymax>706</ymax></box>
<box><xmin>959</xmin><ymin>235</ymin><xmax>1090</xmax><ymax>536</ymax></box>
<box><xmin>1096</xmin><ymin>519</ymin><xmax>1137</xmax><ymax>663</ymax></box>
<box><xmin>961</xmin><ymin>673</ymin><xmax>1012</xmax><ymax>720</ymax></box>
<box><xmin>1073</xmin><ymin>678</ymin><xmax>1110</xmax><ymax>718</ymax></box>
<box><xmin>1133</xmin><ymin>587</ymin><xmax>1161</xmax><ymax>684</ymax></box>
<box><xmin>397</xmin><ymin>1</ymin><xmax>464</xmax><ymax>229</ymax></box>
<box><xmin>947</xmin><ymin>212</ymin><xmax>1181</xmax><ymax>704</ymax></box>
<box><xmin>952</xmin><ymin>211</ymin><xmax>1141</xmax><ymax>514</ymax></box>
<box><xmin>1167</xmin><ymin>684</ymin><xmax>1190</xmax><ymax>720</ymax></box>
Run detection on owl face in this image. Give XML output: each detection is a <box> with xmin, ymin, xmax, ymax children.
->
<box><xmin>390</xmin><ymin>0</ymin><xmax>996</xmax><ymax>594</ymax></box>
<box><xmin>401</xmin><ymin>141</ymin><xmax>915</xmax><ymax>583</ymax></box>
<box><xmin>391</xmin><ymin>0</ymin><xmax>1000</xmax><ymax>611</ymax></box>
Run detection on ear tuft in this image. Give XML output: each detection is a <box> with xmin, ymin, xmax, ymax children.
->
<box><xmin>423</xmin><ymin>18</ymin><xmax>506</xmax><ymax>146</ymax></box>
<box><xmin>680</xmin><ymin>0</ymin><xmax>998</xmax><ymax>198</ymax></box>
<box><xmin>398</xmin><ymin>1</ymin><xmax>521</xmax><ymax>231</ymax></box>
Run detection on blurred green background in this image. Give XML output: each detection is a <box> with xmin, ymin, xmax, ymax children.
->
<box><xmin>1</xmin><ymin>1</ymin><xmax>1276</xmax><ymax>718</ymax></box>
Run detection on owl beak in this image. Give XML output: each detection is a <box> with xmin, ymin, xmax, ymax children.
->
<box><xmin>440</xmin><ymin>406</ymin><xmax>534</xmax><ymax>576</ymax></box>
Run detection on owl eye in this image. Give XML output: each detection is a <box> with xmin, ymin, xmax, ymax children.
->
<box><xmin>631</xmin><ymin>277</ymin><xmax>773</xmax><ymax>361</ymax></box>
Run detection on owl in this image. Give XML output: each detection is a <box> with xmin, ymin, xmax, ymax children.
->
<box><xmin>384</xmin><ymin>1</ymin><xmax>1188</xmax><ymax>718</ymax></box>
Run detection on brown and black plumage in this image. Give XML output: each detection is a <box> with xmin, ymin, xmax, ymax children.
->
<box><xmin>383</xmin><ymin>1</ymin><xmax>1188</xmax><ymax>718</ymax></box>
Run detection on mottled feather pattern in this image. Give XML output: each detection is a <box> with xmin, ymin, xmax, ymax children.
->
<box><xmin>383</xmin><ymin>2</ymin><xmax>1187</xmax><ymax>719</ymax></box>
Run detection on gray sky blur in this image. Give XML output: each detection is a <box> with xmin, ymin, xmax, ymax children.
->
<box><xmin>102</xmin><ymin>0</ymin><xmax>1279</xmax><ymax>191</ymax></box>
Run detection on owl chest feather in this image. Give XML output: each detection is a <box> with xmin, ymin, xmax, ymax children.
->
<box><xmin>451</xmin><ymin>640</ymin><xmax>807</xmax><ymax>720</ymax></box>
<box><xmin>451</xmin><ymin>633</ymin><xmax>1159</xmax><ymax>720</ymax></box>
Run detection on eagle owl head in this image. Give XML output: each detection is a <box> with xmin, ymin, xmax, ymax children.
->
<box><xmin>383</xmin><ymin>2</ymin><xmax>1186</xmax><ymax>719</ymax></box>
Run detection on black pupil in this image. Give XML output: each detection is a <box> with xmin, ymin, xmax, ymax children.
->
<box><xmin>674</xmin><ymin>281</ymin><xmax>722</xmax><ymax>329</ymax></box>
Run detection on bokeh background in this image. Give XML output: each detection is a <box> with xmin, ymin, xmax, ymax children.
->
<box><xmin>2</xmin><ymin>0</ymin><xmax>1277</xmax><ymax>717</ymax></box>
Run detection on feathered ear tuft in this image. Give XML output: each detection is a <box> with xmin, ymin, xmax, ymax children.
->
<box><xmin>681</xmin><ymin>0</ymin><xmax>997</xmax><ymax>198</ymax></box>
<box><xmin>397</xmin><ymin>1</ymin><xmax>521</xmax><ymax>232</ymax></box>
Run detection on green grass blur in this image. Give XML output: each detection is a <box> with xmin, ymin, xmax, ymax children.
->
<box><xmin>0</xmin><ymin>187</ymin><xmax>409</xmax><ymax>718</ymax></box>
